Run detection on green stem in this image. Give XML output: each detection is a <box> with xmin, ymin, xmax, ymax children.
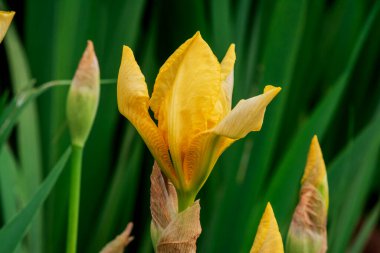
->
<box><xmin>66</xmin><ymin>145</ymin><xmax>83</xmax><ymax>253</ymax></box>
<box><xmin>177</xmin><ymin>191</ymin><xmax>196</xmax><ymax>212</ymax></box>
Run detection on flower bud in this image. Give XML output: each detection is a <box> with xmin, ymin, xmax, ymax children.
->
<box><xmin>0</xmin><ymin>11</ymin><xmax>15</xmax><ymax>43</ymax></box>
<box><xmin>250</xmin><ymin>203</ymin><xmax>284</xmax><ymax>253</ymax></box>
<box><xmin>66</xmin><ymin>41</ymin><xmax>100</xmax><ymax>147</ymax></box>
<box><xmin>286</xmin><ymin>136</ymin><xmax>328</xmax><ymax>253</ymax></box>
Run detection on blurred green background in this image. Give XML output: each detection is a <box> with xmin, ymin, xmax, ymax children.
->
<box><xmin>0</xmin><ymin>0</ymin><xmax>379</xmax><ymax>252</ymax></box>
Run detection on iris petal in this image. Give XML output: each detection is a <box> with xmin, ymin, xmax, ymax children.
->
<box><xmin>213</xmin><ymin>85</ymin><xmax>281</xmax><ymax>139</ymax></box>
<box><xmin>150</xmin><ymin>32</ymin><xmax>221</xmax><ymax>181</ymax></box>
<box><xmin>182</xmin><ymin>86</ymin><xmax>280</xmax><ymax>192</ymax></box>
<box><xmin>117</xmin><ymin>46</ymin><xmax>178</xmax><ymax>187</ymax></box>
<box><xmin>220</xmin><ymin>44</ymin><xmax>236</xmax><ymax>111</ymax></box>
<box><xmin>0</xmin><ymin>11</ymin><xmax>15</xmax><ymax>43</ymax></box>
<box><xmin>183</xmin><ymin>132</ymin><xmax>233</xmax><ymax>191</ymax></box>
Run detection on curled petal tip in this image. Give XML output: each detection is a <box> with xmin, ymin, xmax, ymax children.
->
<box><xmin>0</xmin><ymin>11</ymin><xmax>15</xmax><ymax>43</ymax></box>
<box><xmin>264</xmin><ymin>85</ymin><xmax>282</xmax><ymax>94</ymax></box>
<box><xmin>226</xmin><ymin>43</ymin><xmax>236</xmax><ymax>55</ymax></box>
<box><xmin>122</xmin><ymin>45</ymin><xmax>134</xmax><ymax>57</ymax></box>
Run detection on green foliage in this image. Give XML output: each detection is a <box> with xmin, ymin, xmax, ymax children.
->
<box><xmin>0</xmin><ymin>148</ymin><xmax>70</xmax><ymax>253</ymax></box>
<box><xmin>0</xmin><ymin>0</ymin><xmax>379</xmax><ymax>252</ymax></box>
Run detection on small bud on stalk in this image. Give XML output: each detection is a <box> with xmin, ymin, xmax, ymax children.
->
<box><xmin>66</xmin><ymin>41</ymin><xmax>100</xmax><ymax>147</ymax></box>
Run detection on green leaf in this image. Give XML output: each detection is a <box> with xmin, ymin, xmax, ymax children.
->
<box><xmin>0</xmin><ymin>146</ymin><xmax>28</xmax><ymax>253</ymax></box>
<box><xmin>86</xmin><ymin>127</ymin><xmax>143</xmax><ymax>252</ymax></box>
<box><xmin>5</xmin><ymin>21</ymin><xmax>44</xmax><ymax>253</ymax></box>
<box><xmin>78</xmin><ymin>1</ymin><xmax>148</xmax><ymax>247</ymax></box>
<box><xmin>0</xmin><ymin>148</ymin><xmax>71</xmax><ymax>253</ymax></box>
<box><xmin>0</xmin><ymin>81</ymin><xmax>70</xmax><ymax>152</ymax></box>
<box><xmin>210</xmin><ymin>0</ymin><xmax>232</xmax><ymax>58</ymax></box>
<box><xmin>0</xmin><ymin>145</ymin><xmax>22</xmax><ymax>223</ymax></box>
<box><xmin>327</xmin><ymin>103</ymin><xmax>380</xmax><ymax>253</ymax></box>
<box><xmin>348</xmin><ymin>202</ymin><xmax>380</xmax><ymax>253</ymax></box>
<box><xmin>263</xmin><ymin>0</ymin><xmax>380</xmax><ymax>233</ymax></box>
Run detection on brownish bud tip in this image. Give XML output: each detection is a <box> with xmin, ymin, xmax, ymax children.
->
<box><xmin>72</xmin><ymin>40</ymin><xmax>100</xmax><ymax>90</ymax></box>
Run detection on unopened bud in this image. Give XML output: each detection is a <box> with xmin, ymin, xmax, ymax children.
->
<box><xmin>286</xmin><ymin>136</ymin><xmax>328</xmax><ymax>253</ymax></box>
<box><xmin>0</xmin><ymin>11</ymin><xmax>15</xmax><ymax>43</ymax></box>
<box><xmin>66</xmin><ymin>41</ymin><xmax>100</xmax><ymax>147</ymax></box>
<box><xmin>250</xmin><ymin>203</ymin><xmax>284</xmax><ymax>253</ymax></box>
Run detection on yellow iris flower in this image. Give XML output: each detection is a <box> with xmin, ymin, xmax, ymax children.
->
<box><xmin>117</xmin><ymin>32</ymin><xmax>281</xmax><ymax>210</ymax></box>
<box><xmin>0</xmin><ymin>11</ymin><xmax>15</xmax><ymax>43</ymax></box>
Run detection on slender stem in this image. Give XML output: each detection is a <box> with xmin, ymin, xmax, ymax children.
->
<box><xmin>66</xmin><ymin>145</ymin><xmax>83</xmax><ymax>253</ymax></box>
<box><xmin>177</xmin><ymin>191</ymin><xmax>196</xmax><ymax>212</ymax></box>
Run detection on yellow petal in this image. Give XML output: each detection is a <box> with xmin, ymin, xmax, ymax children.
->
<box><xmin>117</xmin><ymin>46</ymin><xmax>178</xmax><ymax>187</ymax></box>
<box><xmin>182</xmin><ymin>131</ymin><xmax>233</xmax><ymax>192</ymax></box>
<box><xmin>213</xmin><ymin>85</ymin><xmax>281</xmax><ymax>139</ymax></box>
<box><xmin>220</xmin><ymin>43</ymin><xmax>236</xmax><ymax>111</ymax></box>
<box><xmin>0</xmin><ymin>11</ymin><xmax>15</xmax><ymax>43</ymax></box>
<box><xmin>207</xmin><ymin>44</ymin><xmax>236</xmax><ymax>141</ymax></box>
<box><xmin>183</xmin><ymin>85</ymin><xmax>280</xmax><ymax>193</ymax></box>
<box><xmin>250</xmin><ymin>203</ymin><xmax>284</xmax><ymax>253</ymax></box>
<box><xmin>149</xmin><ymin>32</ymin><xmax>221</xmax><ymax>179</ymax></box>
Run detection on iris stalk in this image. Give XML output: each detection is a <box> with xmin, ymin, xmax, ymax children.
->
<box><xmin>65</xmin><ymin>41</ymin><xmax>100</xmax><ymax>253</ymax></box>
<box><xmin>66</xmin><ymin>145</ymin><xmax>83</xmax><ymax>253</ymax></box>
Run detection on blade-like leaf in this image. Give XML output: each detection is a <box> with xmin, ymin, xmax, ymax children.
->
<box><xmin>328</xmin><ymin>103</ymin><xmax>380</xmax><ymax>253</ymax></box>
<box><xmin>0</xmin><ymin>145</ymin><xmax>22</xmax><ymax>222</ymax></box>
<box><xmin>348</xmin><ymin>202</ymin><xmax>380</xmax><ymax>253</ymax></box>
<box><xmin>262</xmin><ymin>0</ymin><xmax>380</xmax><ymax>233</ymax></box>
<box><xmin>0</xmin><ymin>81</ymin><xmax>70</xmax><ymax>152</ymax></box>
<box><xmin>0</xmin><ymin>148</ymin><xmax>71</xmax><ymax>253</ymax></box>
<box><xmin>5</xmin><ymin>21</ymin><xmax>44</xmax><ymax>253</ymax></box>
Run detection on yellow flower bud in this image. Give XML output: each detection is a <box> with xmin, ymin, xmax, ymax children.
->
<box><xmin>286</xmin><ymin>136</ymin><xmax>328</xmax><ymax>253</ymax></box>
<box><xmin>250</xmin><ymin>203</ymin><xmax>284</xmax><ymax>253</ymax></box>
<box><xmin>66</xmin><ymin>41</ymin><xmax>100</xmax><ymax>147</ymax></box>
